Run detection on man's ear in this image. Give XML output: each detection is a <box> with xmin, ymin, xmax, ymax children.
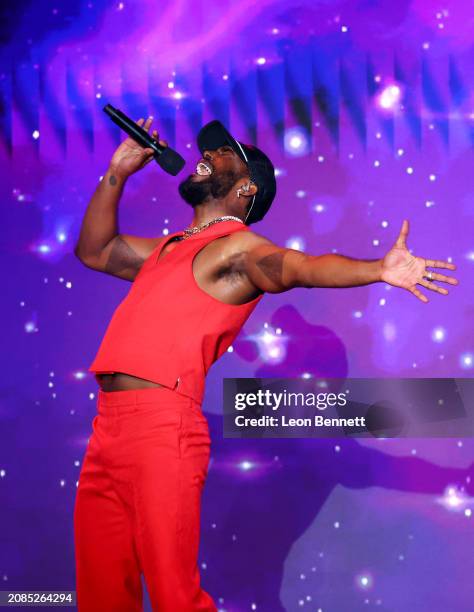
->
<box><xmin>244</xmin><ymin>182</ymin><xmax>258</xmax><ymax>197</ymax></box>
<box><xmin>236</xmin><ymin>180</ymin><xmax>257</xmax><ymax>199</ymax></box>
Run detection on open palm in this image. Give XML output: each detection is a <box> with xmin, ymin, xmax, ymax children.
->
<box><xmin>380</xmin><ymin>219</ymin><xmax>459</xmax><ymax>303</ymax></box>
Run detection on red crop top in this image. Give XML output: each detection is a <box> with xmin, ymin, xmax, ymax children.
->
<box><xmin>88</xmin><ymin>220</ymin><xmax>264</xmax><ymax>405</ymax></box>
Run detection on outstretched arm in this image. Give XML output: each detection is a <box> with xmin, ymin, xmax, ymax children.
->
<box><xmin>245</xmin><ymin>246</ymin><xmax>382</xmax><ymax>291</ymax></box>
<box><xmin>243</xmin><ymin>220</ymin><xmax>458</xmax><ymax>302</ymax></box>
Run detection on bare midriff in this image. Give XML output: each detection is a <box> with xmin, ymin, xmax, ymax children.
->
<box><xmin>95</xmin><ymin>372</ymin><xmax>165</xmax><ymax>392</ymax></box>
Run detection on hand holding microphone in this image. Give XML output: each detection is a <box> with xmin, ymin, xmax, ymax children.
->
<box><xmin>104</xmin><ymin>104</ymin><xmax>185</xmax><ymax>177</ymax></box>
<box><xmin>108</xmin><ymin>116</ymin><xmax>160</xmax><ymax>179</ymax></box>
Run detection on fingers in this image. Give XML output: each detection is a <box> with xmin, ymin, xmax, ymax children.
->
<box><xmin>143</xmin><ymin>147</ymin><xmax>155</xmax><ymax>163</ymax></box>
<box><xmin>423</xmin><ymin>271</ymin><xmax>459</xmax><ymax>285</ymax></box>
<box><xmin>139</xmin><ymin>152</ymin><xmax>155</xmax><ymax>169</ymax></box>
<box><xmin>409</xmin><ymin>286</ymin><xmax>429</xmax><ymax>303</ymax></box>
<box><xmin>419</xmin><ymin>279</ymin><xmax>449</xmax><ymax>295</ymax></box>
<box><xmin>424</xmin><ymin>258</ymin><xmax>457</xmax><ymax>270</ymax></box>
<box><xmin>151</xmin><ymin>128</ymin><xmax>168</xmax><ymax>148</ymax></box>
<box><xmin>395</xmin><ymin>219</ymin><xmax>409</xmax><ymax>248</ymax></box>
<box><xmin>136</xmin><ymin>116</ymin><xmax>154</xmax><ymax>131</ymax></box>
<box><xmin>143</xmin><ymin>115</ymin><xmax>154</xmax><ymax>132</ymax></box>
<box><xmin>134</xmin><ymin>116</ymin><xmax>168</xmax><ymax>147</ymax></box>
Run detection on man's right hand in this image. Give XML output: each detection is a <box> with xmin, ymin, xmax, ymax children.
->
<box><xmin>108</xmin><ymin>116</ymin><xmax>168</xmax><ymax>179</ymax></box>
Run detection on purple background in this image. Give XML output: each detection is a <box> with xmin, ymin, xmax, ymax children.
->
<box><xmin>1</xmin><ymin>0</ymin><xmax>473</xmax><ymax>610</ymax></box>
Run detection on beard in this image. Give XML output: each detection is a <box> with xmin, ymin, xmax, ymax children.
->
<box><xmin>178</xmin><ymin>169</ymin><xmax>243</xmax><ymax>207</ymax></box>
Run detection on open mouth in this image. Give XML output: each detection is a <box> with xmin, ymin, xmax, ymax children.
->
<box><xmin>195</xmin><ymin>160</ymin><xmax>213</xmax><ymax>176</ymax></box>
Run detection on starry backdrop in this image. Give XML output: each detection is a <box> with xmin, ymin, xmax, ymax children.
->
<box><xmin>0</xmin><ymin>0</ymin><xmax>473</xmax><ymax>610</ymax></box>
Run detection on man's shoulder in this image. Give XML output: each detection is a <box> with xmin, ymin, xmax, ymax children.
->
<box><xmin>227</xmin><ymin>227</ymin><xmax>275</xmax><ymax>251</ymax></box>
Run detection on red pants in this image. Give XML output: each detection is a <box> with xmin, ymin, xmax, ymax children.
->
<box><xmin>73</xmin><ymin>386</ymin><xmax>217</xmax><ymax>612</ymax></box>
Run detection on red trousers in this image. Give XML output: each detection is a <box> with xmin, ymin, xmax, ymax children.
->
<box><xmin>73</xmin><ymin>386</ymin><xmax>217</xmax><ymax>612</ymax></box>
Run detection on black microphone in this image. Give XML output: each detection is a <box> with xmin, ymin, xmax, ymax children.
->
<box><xmin>103</xmin><ymin>104</ymin><xmax>185</xmax><ymax>176</ymax></box>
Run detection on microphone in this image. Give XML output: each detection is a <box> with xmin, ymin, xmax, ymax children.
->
<box><xmin>103</xmin><ymin>104</ymin><xmax>185</xmax><ymax>176</ymax></box>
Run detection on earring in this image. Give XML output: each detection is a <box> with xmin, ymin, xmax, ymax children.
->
<box><xmin>237</xmin><ymin>184</ymin><xmax>251</xmax><ymax>198</ymax></box>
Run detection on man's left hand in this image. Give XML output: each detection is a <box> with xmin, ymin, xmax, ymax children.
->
<box><xmin>380</xmin><ymin>219</ymin><xmax>459</xmax><ymax>303</ymax></box>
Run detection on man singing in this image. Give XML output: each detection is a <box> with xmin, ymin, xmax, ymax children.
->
<box><xmin>73</xmin><ymin>116</ymin><xmax>458</xmax><ymax>611</ymax></box>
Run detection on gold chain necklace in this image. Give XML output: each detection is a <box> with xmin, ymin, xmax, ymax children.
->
<box><xmin>181</xmin><ymin>215</ymin><xmax>243</xmax><ymax>240</ymax></box>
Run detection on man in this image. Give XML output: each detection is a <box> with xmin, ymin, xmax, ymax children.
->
<box><xmin>73</xmin><ymin>116</ymin><xmax>458</xmax><ymax>611</ymax></box>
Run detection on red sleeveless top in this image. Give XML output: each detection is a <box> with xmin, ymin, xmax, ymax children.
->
<box><xmin>88</xmin><ymin>220</ymin><xmax>264</xmax><ymax>405</ymax></box>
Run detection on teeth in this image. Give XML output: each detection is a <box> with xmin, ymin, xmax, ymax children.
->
<box><xmin>196</xmin><ymin>162</ymin><xmax>212</xmax><ymax>176</ymax></box>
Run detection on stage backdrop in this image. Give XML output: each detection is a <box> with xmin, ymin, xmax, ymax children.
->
<box><xmin>1</xmin><ymin>0</ymin><xmax>473</xmax><ymax>610</ymax></box>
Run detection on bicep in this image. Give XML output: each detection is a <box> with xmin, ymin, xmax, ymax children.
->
<box><xmin>244</xmin><ymin>242</ymin><xmax>308</xmax><ymax>293</ymax></box>
<box><xmin>81</xmin><ymin>234</ymin><xmax>163</xmax><ymax>281</ymax></box>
